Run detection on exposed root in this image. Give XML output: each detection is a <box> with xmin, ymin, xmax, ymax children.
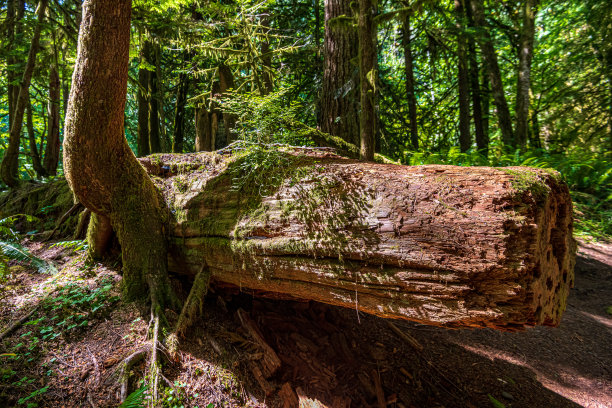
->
<box><xmin>174</xmin><ymin>265</ymin><xmax>212</xmax><ymax>338</ymax></box>
<box><xmin>44</xmin><ymin>202</ymin><xmax>83</xmax><ymax>242</ymax></box>
<box><xmin>148</xmin><ymin>313</ymin><xmax>161</xmax><ymax>406</ymax></box>
<box><xmin>119</xmin><ymin>348</ymin><xmax>148</xmax><ymax>401</ymax></box>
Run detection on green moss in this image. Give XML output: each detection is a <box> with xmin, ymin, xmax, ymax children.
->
<box><xmin>500</xmin><ymin>168</ymin><xmax>552</xmax><ymax>201</ymax></box>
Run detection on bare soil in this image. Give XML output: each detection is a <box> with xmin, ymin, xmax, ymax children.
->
<box><xmin>0</xmin><ymin>239</ymin><xmax>610</xmax><ymax>408</ymax></box>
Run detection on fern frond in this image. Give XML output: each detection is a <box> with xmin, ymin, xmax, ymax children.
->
<box><xmin>119</xmin><ymin>386</ymin><xmax>147</xmax><ymax>408</ymax></box>
<box><xmin>0</xmin><ymin>241</ymin><xmax>55</xmax><ymax>274</ymax></box>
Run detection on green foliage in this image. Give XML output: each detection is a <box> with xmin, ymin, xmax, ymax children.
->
<box><xmin>488</xmin><ymin>394</ymin><xmax>507</xmax><ymax>408</ymax></box>
<box><xmin>119</xmin><ymin>386</ymin><xmax>147</xmax><ymax>408</ymax></box>
<box><xmin>10</xmin><ymin>277</ymin><xmax>119</xmax><ymax>364</ymax></box>
<box><xmin>216</xmin><ymin>88</ymin><xmax>313</xmax><ymax>146</ymax></box>
<box><xmin>0</xmin><ymin>216</ymin><xmax>54</xmax><ymax>276</ymax></box>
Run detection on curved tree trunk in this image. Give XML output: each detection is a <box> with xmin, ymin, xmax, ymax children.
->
<box><xmin>0</xmin><ymin>0</ymin><xmax>48</xmax><ymax>187</ymax></box>
<box><xmin>320</xmin><ymin>0</ymin><xmax>360</xmax><ymax>146</ymax></box>
<box><xmin>63</xmin><ymin>0</ymin><xmax>174</xmax><ymax>309</ymax></box>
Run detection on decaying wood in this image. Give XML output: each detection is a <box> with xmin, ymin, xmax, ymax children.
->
<box><xmin>139</xmin><ymin>148</ymin><xmax>576</xmax><ymax>331</ymax></box>
<box><xmin>236</xmin><ymin>308</ymin><xmax>281</xmax><ymax>378</ymax></box>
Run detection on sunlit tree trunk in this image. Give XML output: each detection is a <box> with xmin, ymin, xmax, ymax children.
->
<box><xmin>63</xmin><ymin>0</ymin><xmax>175</xmax><ymax>309</ymax></box>
<box><xmin>469</xmin><ymin>0</ymin><xmax>514</xmax><ymax>148</ymax></box>
<box><xmin>516</xmin><ymin>0</ymin><xmax>537</xmax><ymax>148</ymax></box>
<box><xmin>320</xmin><ymin>0</ymin><xmax>360</xmax><ymax>146</ymax></box>
<box><xmin>455</xmin><ymin>0</ymin><xmax>471</xmax><ymax>152</ymax></box>
<box><xmin>402</xmin><ymin>14</ymin><xmax>418</xmax><ymax>150</ymax></box>
<box><xmin>0</xmin><ymin>0</ymin><xmax>48</xmax><ymax>188</ymax></box>
<box><xmin>358</xmin><ymin>0</ymin><xmax>377</xmax><ymax>161</ymax></box>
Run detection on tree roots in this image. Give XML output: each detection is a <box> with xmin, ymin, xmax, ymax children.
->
<box><xmin>119</xmin><ymin>265</ymin><xmax>212</xmax><ymax>406</ymax></box>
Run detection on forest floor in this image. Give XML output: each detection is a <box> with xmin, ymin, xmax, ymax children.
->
<box><xmin>0</xmin><ymin>238</ymin><xmax>610</xmax><ymax>408</ymax></box>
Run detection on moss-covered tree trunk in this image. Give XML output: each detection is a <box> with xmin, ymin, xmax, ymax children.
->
<box><xmin>63</xmin><ymin>0</ymin><xmax>174</xmax><ymax>310</ymax></box>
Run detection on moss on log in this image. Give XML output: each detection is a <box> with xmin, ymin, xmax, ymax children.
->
<box><xmin>142</xmin><ymin>148</ymin><xmax>576</xmax><ymax>331</ymax></box>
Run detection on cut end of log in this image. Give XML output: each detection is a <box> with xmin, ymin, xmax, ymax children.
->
<box><xmin>140</xmin><ymin>149</ymin><xmax>576</xmax><ymax>331</ymax></box>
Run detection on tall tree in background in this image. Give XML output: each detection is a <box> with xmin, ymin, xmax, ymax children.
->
<box><xmin>515</xmin><ymin>0</ymin><xmax>537</xmax><ymax>147</ymax></box>
<box><xmin>469</xmin><ymin>0</ymin><xmax>514</xmax><ymax>147</ymax></box>
<box><xmin>43</xmin><ymin>62</ymin><xmax>61</xmax><ymax>176</ymax></box>
<box><xmin>402</xmin><ymin>13</ymin><xmax>418</xmax><ymax>150</ymax></box>
<box><xmin>455</xmin><ymin>0</ymin><xmax>471</xmax><ymax>152</ymax></box>
<box><xmin>1</xmin><ymin>0</ymin><xmax>48</xmax><ymax>187</ymax></box>
<box><xmin>137</xmin><ymin>44</ymin><xmax>150</xmax><ymax>157</ymax></box>
<box><xmin>320</xmin><ymin>0</ymin><xmax>360</xmax><ymax>146</ymax></box>
<box><xmin>358</xmin><ymin>0</ymin><xmax>377</xmax><ymax>161</ymax></box>
<box><xmin>464</xmin><ymin>1</ymin><xmax>488</xmax><ymax>154</ymax></box>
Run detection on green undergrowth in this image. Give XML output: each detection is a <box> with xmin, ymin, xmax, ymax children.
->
<box><xmin>0</xmin><ymin>238</ymin><xmax>118</xmax><ymax>407</ymax></box>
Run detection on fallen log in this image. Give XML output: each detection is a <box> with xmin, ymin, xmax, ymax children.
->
<box><xmin>140</xmin><ymin>147</ymin><xmax>575</xmax><ymax>331</ymax></box>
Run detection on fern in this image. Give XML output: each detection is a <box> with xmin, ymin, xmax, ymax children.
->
<box><xmin>119</xmin><ymin>386</ymin><xmax>147</xmax><ymax>408</ymax></box>
<box><xmin>0</xmin><ymin>241</ymin><xmax>55</xmax><ymax>274</ymax></box>
<box><xmin>50</xmin><ymin>240</ymin><xmax>89</xmax><ymax>252</ymax></box>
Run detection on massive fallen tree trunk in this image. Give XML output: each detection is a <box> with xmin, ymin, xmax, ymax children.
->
<box><xmin>140</xmin><ymin>148</ymin><xmax>575</xmax><ymax>331</ymax></box>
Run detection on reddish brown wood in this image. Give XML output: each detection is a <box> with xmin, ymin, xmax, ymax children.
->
<box><xmin>140</xmin><ymin>149</ymin><xmax>576</xmax><ymax>331</ymax></box>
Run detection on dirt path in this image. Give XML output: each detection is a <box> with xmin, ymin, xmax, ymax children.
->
<box><xmin>0</xmin><ymin>240</ymin><xmax>610</xmax><ymax>407</ymax></box>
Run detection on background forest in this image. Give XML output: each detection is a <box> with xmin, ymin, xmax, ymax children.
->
<box><xmin>0</xmin><ymin>0</ymin><xmax>610</xmax><ymax>240</ymax></box>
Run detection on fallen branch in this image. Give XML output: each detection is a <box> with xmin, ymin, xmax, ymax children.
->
<box><xmin>0</xmin><ymin>305</ymin><xmax>39</xmax><ymax>342</ymax></box>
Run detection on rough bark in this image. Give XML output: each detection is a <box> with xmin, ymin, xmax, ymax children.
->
<box><xmin>63</xmin><ymin>0</ymin><xmax>174</xmax><ymax>309</ymax></box>
<box><xmin>515</xmin><ymin>0</ymin><xmax>537</xmax><ymax>148</ymax></box>
<box><xmin>402</xmin><ymin>14</ymin><xmax>418</xmax><ymax>150</ymax></box>
<box><xmin>139</xmin><ymin>149</ymin><xmax>576</xmax><ymax>331</ymax></box>
<box><xmin>320</xmin><ymin>0</ymin><xmax>360</xmax><ymax>146</ymax></box>
<box><xmin>469</xmin><ymin>0</ymin><xmax>514</xmax><ymax>147</ymax></box>
<box><xmin>43</xmin><ymin>63</ymin><xmax>61</xmax><ymax>176</ymax></box>
<box><xmin>455</xmin><ymin>0</ymin><xmax>471</xmax><ymax>152</ymax></box>
<box><xmin>358</xmin><ymin>0</ymin><xmax>377</xmax><ymax>161</ymax></box>
<box><xmin>0</xmin><ymin>0</ymin><xmax>48</xmax><ymax>188</ymax></box>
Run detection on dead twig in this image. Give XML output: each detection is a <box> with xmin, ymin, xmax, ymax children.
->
<box><xmin>0</xmin><ymin>305</ymin><xmax>39</xmax><ymax>342</ymax></box>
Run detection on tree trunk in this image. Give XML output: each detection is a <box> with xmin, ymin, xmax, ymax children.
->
<box><xmin>138</xmin><ymin>150</ymin><xmax>575</xmax><ymax>331</ymax></box>
<box><xmin>465</xmin><ymin>2</ymin><xmax>487</xmax><ymax>156</ymax></box>
<box><xmin>0</xmin><ymin>0</ymin><xmax>48</xmax><ymax>188</ymax></box>
<box><xmin>320</xmin><ymin>0</ymin><xmax>360</xmax><ymax>146</ymax></box>
<box><xmin>144</xmin><ymin>41</ymin><xmax>162</xmax><ymax>153</ymax></box>
<box><xmin>455</xmin><ymin>0</ymin><xmax>471</xmax><ymax>152</ymax></box>
<box><xmin>43</xmin><ymin>63</ymin><xmax>61</xmax><ymax>176</ymax></box>
<box><xmin>63</xmin><ymin>0</ymin><xmax>174</xmax><ymax>309</ymax></box>
<box><xmin>172</xmin><ymin>71</ymin><xmax>189</xmax><ymax>153</ymax></box>
<box><xmin>194</xmin><ymin>105</ymin><xmax>215</xmax><ymax>152</ymax></box>
<box><xmin>515</xmin><ymin>0</ymin><xmax>537</xmax><ymax>148</ymax></box>
<box><xmin>7</xmin><ymin>0</ymin><xmax>17</xmax><ymax>128</ymax></box>
<box><xmin>402</xmin><ymin>14</ymin><xmax>418</xmax><ymax>150</ymax></box>
<box><xmin>137</xmin><ymin>50</ymin><xmax>150</xmax><ymax>157</ymax></box>
<box><xmin>219</xmin><ymin>64</ymin><xmax>236</xmax><ymax>146</ymax></box>
<box><xmin>26</xmin><ymin>98</ymin><xmax>47</xmax><ymax>178</ymax></box>
<box><xmin>358</xmin><ymin>0</ymin><xmax>377</xmax><ymax>161</ymax></box>
<box><xmin>469</xmin><ymin>0</ymin><xmax>514</xmax><ymax>147</ymax></box>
